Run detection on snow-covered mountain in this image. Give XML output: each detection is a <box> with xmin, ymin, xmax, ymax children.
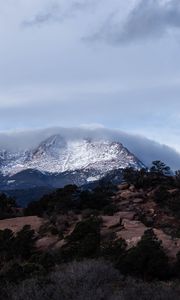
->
<box><xmin>0</xmin><ymin>135</ymin><xmax>144</xmax><ymax>179</ymax></box>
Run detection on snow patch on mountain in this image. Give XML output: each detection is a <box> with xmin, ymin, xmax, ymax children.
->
<box><xmin>0</xmin><ymin>134</ymin><xmax>144</xmax><ymax>176</ymax></box>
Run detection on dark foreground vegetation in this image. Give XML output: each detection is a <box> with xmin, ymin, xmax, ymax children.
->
<box><xmin>0</xmin><ymin>161</ymin><xmax>180</xmax><ymax>299</ymax></box>
<box><xmin>1</xmin><ymin>260</ymin><xmax>180</xmax><ymax>300</ymax></box>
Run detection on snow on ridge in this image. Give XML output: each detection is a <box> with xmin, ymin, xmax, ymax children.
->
<box><xmin>0</xmin><ymin>135</ymin><xmax>144</xmax><ymax>176</ymax></box>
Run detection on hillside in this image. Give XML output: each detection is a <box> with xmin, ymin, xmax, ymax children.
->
<box><xmin>0</xmin><ymin>162</ymin><xmax>180</xmax><ymax>299</ymax></box>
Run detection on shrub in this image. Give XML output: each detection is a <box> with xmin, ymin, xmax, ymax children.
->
<box><xmin>61</xmin><ymin>217</ymin><xmax>101</xmax><ymax>261</ymax></box>
<box><xmin>13</xmin><ymin>225</ymin><xmax>37</xmax><ymax>260</ymax></box>
<box><xmin>79</xmin><ymin>187</ymin><xmax>112</xmax><ymax>211</ymax></box>
<box><xmin>25</xmin><ymin>185</ymin><xmax>78</xmax><ymax>216</ymax></box>
<box><xmin>0</xmin><ymin>193</ymin><xmax>17</xmax><ymax>219</ymax></box>
<box><xmin>101</xmin><ymin>238</ymin><xmax>127</xmax><ymax>263</ymax></box>
<box><xmin>0</xmin><ymin>262</ymin><xmax>24</xmax><ymax>283</ymax></box>
<box><xmin>118</xmin><ymin>229</ymin><xmax>170</xmax><ymax>280</ymax></box>
<box><xmin>175</xmin><ymin>251</ymin><xmax>180</xmax><ymax>277</ymax></box>
<box><xmin>168</xmin><ymin>195</ymin><xmax>180</xmax><ymax>218</ymax></box>
<box><xmin>111</xmin><ymin>278</ymin><xmax>180</xmax><ymax>300</ymax></box>
<box><xmin>154</xmin><ymin>186</ymin><xmax>170</xmax><ymax>207</ymax></box>
<box><xmin>4</xmin><ymin>260</ymin><xmax>121</xmax><ymax>300</ymax></box>
<box><xmin>30</xmin><ymin>251</ymin><xmax>57</xmax><ymax>271</ymax></box>
<box><xmin>3</xmin><ymin>261</ymin><xmax>180</xmax><ymax>300</ymax></box>
<box><xmin>103</xmin><ymin>204</ymin><xmax>118</xmax><ymax>216</ymax></box>
<box><xmin>0</xmin><ymin>229</ymin><xmax>15</xmax><ymax>263</ymax></box>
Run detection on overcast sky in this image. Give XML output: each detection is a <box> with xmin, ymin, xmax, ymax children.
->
<box><xmin>1</xmin><ymin>0</ymin><xmax>180</xmax><ymax>151</ymax></box>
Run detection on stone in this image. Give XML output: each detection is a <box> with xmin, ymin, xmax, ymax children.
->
<box><xmin>117</xmin><ymin>183</ymin><xmax>129</xmax><ymax>190</ymax></box>
<box><xmin>119</xmin><ymin>200</ymin><xmax>131</xmax><ymax>206</ymax></box>
<box><xmin>116</xmin><ymin>220</ymin><xmax>147</xmax><ymax>248</ymax></box>
<box><xmin>120</xmin><ymin>191</ymin><xmax>134</xmax><ymax>199</ymax></box>
<box><xmin>129</xmin><ymin>185</ymin><xmax>136</xmax><ymax>192</ymax></box>
<box><xmin>168</xmin><ymin>189</ymin><xmax>179</xmax><ymax>195</ymax></box>
<box><xmin>132</xmin><ymin>198</ymin><xmax>144</xmax><ymax>204</ymax></box>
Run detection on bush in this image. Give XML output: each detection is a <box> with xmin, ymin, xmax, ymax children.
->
<box><xmin>2</xmin><ymin>261</ymin><xmax>180</xmax><ymax>300</ymax></box>
<box><xmin>25</xmin><ymin>185</ymin><xmax>78</xmax><ymax>216</ymax></box>
<box><xmin>0</xmin><ymin>193</ymin><xmax>17</xmax><ymax>219</ymax></box>
<box><xmin>0</xmin><ymin>262</ymin><xmax>24</xmax><ymax>283</ymax></box>
<box><xmin>168</xmin><ymin>195</ymin><xmax>180</xmax><ymax>218</ymax></box>
<box><xmin>101</xmin><ymin>238</ymin><xmax>127</xmax><ymax>263</ymax></box>
<box><xmin>61</xmin><ymin>217</ymin><xmax>101</xmax><ymax>261</ymax></box>
<box><xmin>4</xmin><ymin>260</ymin><xmax>121</xmax><ymax>300</ymax></box>
<box><xmin>111</xmin><ymin>278</ymin><xmax>180</xmax><ymax>300</ymax></box>
<box><xmin>123</xmin><ymin>168</ymin><xmax>148</xmax><ymax>188</ymax></box>
<box><xmin>175</xmin><ymin>251</ymin><xmax>180</xmax><ymax>277</ymax></box>
<box><xmin>30</xmin><ymin>251</ymin><xmax>57</xmax><ymax>271</ymax></box>
<box><xmin>0</xmin><ymin>225</ymin><xmax>37</xmax><ymax>265</ymax></box>
<box><xmin>103</xmin><ymin>204</ymin><xmax>118</xmax><ymax>216</ymax></box>
<box><xmin>123</xmin><ymin>161</ymin><xmax>173</xmax><ymax>189</ymax></box>
<box><xmin>79</xmin><ymin>186</ymin><xmax>112</xmax><ymax>211</ymax></box>
<box><xmin>13</xmin><ymin>225</ymin><xmax>37</xmax><ymax>260</ymax></box>
<box><xmin>0</xmin><ymin>229</ymin><xmax>15</xmax><ymax>263</ymax></box>
<box><xmin>154</xmin><ymin>186</ymin><xmax>170</xmax><ymax>207</ymax></box>
<box><xmin>118</xmin><ymin>229</ymin><xmax>170</xmax><ymax>280</ymax></box>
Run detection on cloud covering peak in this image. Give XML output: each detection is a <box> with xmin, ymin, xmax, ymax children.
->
<box><xmin>0</xmin><ymin>127</ymin><xmax>180</xmax><ymax>170</ymax></box>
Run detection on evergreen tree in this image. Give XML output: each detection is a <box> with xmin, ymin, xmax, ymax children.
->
<box><xmin>119</xmin><ymin>229</ymin><xmax>170</xmax><ymax>280</ymax></box>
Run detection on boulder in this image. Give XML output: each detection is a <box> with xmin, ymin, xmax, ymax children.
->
<box><xmin>102</xmin><ymin>212</ymin><xmax>135</xmax><ymax>229</ymax></box>
<box><xmin>132</xmin><ymin>198</ymin><xmax>144</xmax><ymax>204</ymax></box>
<box><xmin>116</xmin><ymin>220</ymin><xmax>147</xmax><ymax>248</ymax></box>
<box><xmin>120</xmin><ymin>190</ymin><xmax>134</xmax><ymax>199</ymax></box>
<box><xmin>129</xmin><ymin>185</ymin><xmax>136</xmax><ymax>192</ymax></box>
<box><xmin>36</xmin><ymin>236</ymin><xmax>59</xmax><ymax>251</ymax></box>
<box><xmin>120</xmin><ymin>191</ymin><xmax>144</xmax><ymax>200</ymax></box>
<box><xmin>118</xmin><ymin>200</ymin><xmax>131</xmax><ymax>206</ymax></box>
<box><xmin>168</xmin><ymin>188</ymin><xmax>179</xmax><ymax>195</ymax></box>
<box><xmin>117</xmin><ymin>183</ymin><xmax>129</xmax><ymax>190</ymax></box>
<box><xmin>154</xmin><ymin>229</ymin><xmax>180</xmax><ymax>258</ymax></box>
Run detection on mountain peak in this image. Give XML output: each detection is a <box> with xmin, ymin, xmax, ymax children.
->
<box><xmin>0</xmin><ymin>135</ymin><xmax>144</xmax><ymax>178</ymax></box>
<box><xmin>32</xmin><ymin>134</ymin><xmax>66</xmax><ymax>159</ymax></box>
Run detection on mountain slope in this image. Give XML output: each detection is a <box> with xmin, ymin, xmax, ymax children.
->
<box><xmin>0</xmin><ymin>135</ymin><xmax>145</xmax><ymax>202</ymax></box>
<box><xmin>0</xmin><ymin>135</ymin><xmax>144</xmax><ymax>177</ymax></box>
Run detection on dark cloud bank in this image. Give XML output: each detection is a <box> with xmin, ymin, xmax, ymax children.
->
<box><xmin>23</xmin><ymin>0</ymin><xmax>180</xmax><ymax>44</ymax></box>
<box><xmin>0</xmin><ymin>127</ymin><xmax>180</xmax><ymax>170</ymax></box>
<box><xmin>90</xmin><ymin>0</ymin><xmax>180</xmax><ymax>44</ymax></box>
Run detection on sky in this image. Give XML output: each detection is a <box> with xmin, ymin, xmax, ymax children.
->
<box><xmin>1</xmin><ymin>0</ymin><xmax>180</xmax><ymax>151</ymax></box>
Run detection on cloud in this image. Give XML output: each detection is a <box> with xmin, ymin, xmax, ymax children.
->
<box><xmin>0</xmin><ymin>126</ymin><xmax>180</xmax><ymax>170</ymax></box>
<box><xmin>23</xmin><ymin>0</ymin><xmax>97</xmax><ymax>27</ymax></box>
<box><xmin>23</xmin><ymin>2</ymin><xmax>64</xmax><ymax>27</ymax></box>
<box><xmin>89</xmin><ymin>0</ymin><xmax>180</xmax><ymax>45</ymax></box>
<box><xmin>80</xmin><ymin>123</ymin><xmax>105</xmax><ymax>129</ymax></box>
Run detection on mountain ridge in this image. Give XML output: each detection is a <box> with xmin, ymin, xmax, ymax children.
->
<box><xmin>0</xmin><ymin>134</ymin><xmax>144</xmax><ymax>177</ymax></box>
<box><xmin>0</xmin><ymin>127</ymin><xmax>180</xmax><ymax>170</ymax></box>
<box><xmin>0</xmin><ymin>135</ymin><xmax>144</xmax><ymax>200</ymax></box>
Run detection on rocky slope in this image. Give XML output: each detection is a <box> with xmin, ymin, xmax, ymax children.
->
<box><xmin>1</xmin><ymin>183</ymin><xmax>180</xmax><ymax>258</ymax></box>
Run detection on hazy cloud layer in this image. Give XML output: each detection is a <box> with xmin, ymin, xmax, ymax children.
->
<box><xmin>0</xmin><ymin>127</ymin><xmax>180</xmax><ymax>170</ymax></box>
<box><xmin>91</xmin><ymin>0</ymin><xmax>180</xmax><ymax>44</ymax></box>
<box><xmin>23</xmin><ymin>0</ymin><xmax>98</xmax><ymax>27</ymax></box>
